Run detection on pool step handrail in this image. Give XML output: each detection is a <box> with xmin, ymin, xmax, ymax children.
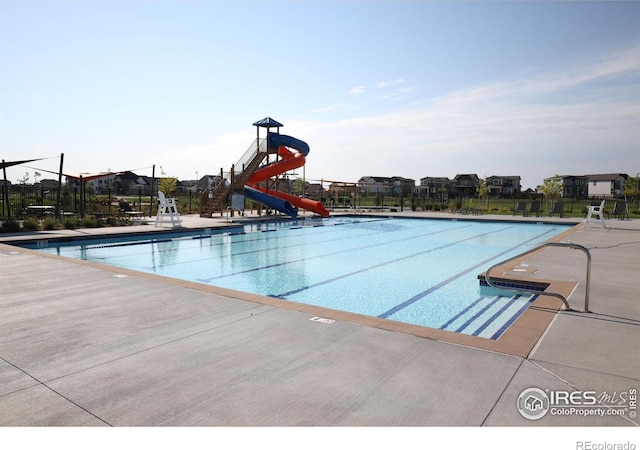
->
<box><xmin>484</xmin><ymin>242</ymin><xmax>592</xmax><ymax>312</ymax></box>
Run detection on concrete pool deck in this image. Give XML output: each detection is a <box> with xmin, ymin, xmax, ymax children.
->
<box><xmin>0</xmin><ymin>211</ymin><xmax>638</xmax><ymax>426</ymax></box>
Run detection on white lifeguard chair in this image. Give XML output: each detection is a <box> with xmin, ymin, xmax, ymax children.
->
<box><xmin>155</xmin><ymin>191</ymin><xmax>181</xmax><ymax>227</ymax></box>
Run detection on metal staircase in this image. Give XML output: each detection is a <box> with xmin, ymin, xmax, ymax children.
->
<box><xmin>200</xmin><ymin>138</ymin><xmax>269</xmax><ymax>217</ymax></box>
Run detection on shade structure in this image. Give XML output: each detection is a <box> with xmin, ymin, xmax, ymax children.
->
<box><xmin>252</xmin><ymin>117</ymin><xmax>284</xmax><ymax>128</ymax></box>
<box><xmin>0</xmin><ymin>158</ymin><xmax>47</xmax><ymax>169</ymax></box>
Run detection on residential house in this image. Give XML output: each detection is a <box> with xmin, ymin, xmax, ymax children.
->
<box><xmin>200</xmin><ymin>175</ymin><xmax>223</xmax><ymax>191</ymax></box>
<box><xmin>585</xmin><ymin>173</ymin><xmax>628</xmax><ymax>198</ymax></box>
<box><xmin>327</xmin><ymin>182</ymin><xmax>356</xmax><ymax>197</ymax></box>
<box><xmin>543</xmin><ymin>174</ymin><xmax>628</xmax><ymax>198</ymax></box>
<box><xmin>358</xmin><ymin>176</ymin><xmax>394</xmax><ymax>196</ymax></box>
<box><xmin>38</xmin><ymin>179</ymin><xmax>60</xmax><ymax>189</ymax></box>
<box><xmin>451</xmin><ymin>174</ymin><xmax>480</xmax><ymax>198</ymax></box>
<box><xmin>486</xmin><ymin>175</ymin><xmax>521</xmax><ymax>198</ymax></box>
<box><xmin>80</xmin><ymin>173</ymin><xmax>116</xmax><ymax>193</ymax></box>
<box><xmin>112</xmin><ymin>171</ymin><xmax>152</xmax><ymax>195</ymax></box>
<box><xmin>357</xmin><ymin>176</ymin><xmax>415</xmax><ymax>197</ymax></box>
<box><xmin>180</xmin><ymin>179</ymin><xmax>199</xmax><ymax>193</ymax></box>
<box><xmin>304</xmin><ymin>182</ymin><xmax>325</xmax><ymax>199</ymax></box>
<box><xmin>391</xmin><ymin>176</ymin><xmax>416</xmax><ymax>197</ymax></box>
<box><xmin>417</xmin><ymin>176</ymin><xmax>450</xmax><ymax>202</ymax></box>
<box><xmin>553</xmin><ymin>175</ymin><xmax>588</xmax><ymax>198</ymax></box>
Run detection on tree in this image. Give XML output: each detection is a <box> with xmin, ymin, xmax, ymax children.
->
<box><xmin>159</xmin><ymin>176</ymin><xmax>178</xmax><ymax>196</ymax></box>
<box><xmin>476</xmin><ymin>177</ymin><xmax>489</xmax><ymax>209</ymax></box>
<box><xmin>540</xmin><ymin>175</ymin><xmax>563</xmax><ymax>209</ymax></box>
<box><xmin>158</xmin><ymin>167</ymin><xmax>177</xmax><ymax>195</ymax></box>
<box><xmin>624</xmin><ymin>173</ymin><xmax>640</xmax><ymax>208</ymax></box>
<box><xmin>437</xmin><ymin>181</ymin><xmax>447</xmax><ymax>203</ymax></box>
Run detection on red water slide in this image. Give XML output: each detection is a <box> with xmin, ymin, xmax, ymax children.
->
<box><xmin>247</xmin><ymin>146</ymin><xmax>329</xmax><ymax>217</ymax></box>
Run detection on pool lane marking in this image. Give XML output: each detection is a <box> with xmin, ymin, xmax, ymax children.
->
<box><xmin>377</xmin><ymin>228</ymin><xmax>557</xmax><ymax>319</ymax></box>
<box><xmin>76</xmin><ymin>218</ymin><xmax>437</xmax><ymax>267</ymax></box>
<box><xmin>439</xmin><ymin>296</ymin><xmax>487</xmax><ymax>330</ymax></box>
<box><xmin>454</xmin><ymin>296</ymin><xmax>508</xmax><ymax>334</ymax></box>
<box><xmin>271</xmin><ymin>225</ymin><xmax>516</xmax><ymax>298</ymax></box>
<box><xmin>469</xmin><ymin>295</ymin><xmax>526</xmax><ymax>336</ymax></box>
<box><xmin>29</xmin><ymin>217</ymin><xmax>384</xmax><ymax>252</ymax></box>
<box><xmin>150</xmin><ymin>217</ymin><xmax>443</xmax><ymax>269</ymax></box>
<box><xmin>64</xmin><ymin>218</ymin><xmax>406</xmax><ymax>267</ymax></box>
<box><xmin>448</xmin><ymin>294</ymin><xmax>529</xmax><ymax>337</ymax></box>
<box><xmin>488</xmin><ymin>295</ymin><xmax>538</xmax><ymax>340</ymax></box>
<box><xmin>194</xmin><ymin>222</ymin><xmax>476</xmax><ymax>283</ymax></box>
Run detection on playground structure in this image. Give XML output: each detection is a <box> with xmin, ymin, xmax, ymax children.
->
<box><xmin>200</xmin><ymin>118</ymin><xmax>329</xmax><ymax>219</ymax></box>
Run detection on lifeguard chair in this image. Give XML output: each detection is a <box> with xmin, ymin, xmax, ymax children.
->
<box><xmin>155</xmin><ymin>191</ymin><xmax>181</xmax><ymax>227</ymax></box>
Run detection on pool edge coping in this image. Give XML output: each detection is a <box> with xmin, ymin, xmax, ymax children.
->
<box><xmin>1</xmin><ymin>222</ymin><xmax>583</xmax><ymax>359</ymax></box>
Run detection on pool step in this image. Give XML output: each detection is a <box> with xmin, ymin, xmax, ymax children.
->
<box><xmin>440</xmin><ymin>293</ymin><xmax>537</xmax><ymax>340</ymax></box>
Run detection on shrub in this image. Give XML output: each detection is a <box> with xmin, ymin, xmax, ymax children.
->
<box><xmin>80</xmin><ymin>216</ymin><xmax>99</xmax><ymax>228</ymax></box>
<box><xmin>43</xmin><ymin>217</ymin><xmax>58</xmax><ymax>230</ymax></box>
<box><xmin>63</xmin><ymin>218</ymin><xmax>77</xmax><ymax>229</ymax></box>
<box><xmin>1</xmin><ymin>219</ymin><xmax>21</xmax><ymax>233</ymax></box>
<box><xmin>22</xmin><ymin>217</ymin><xmax>40</xmax><ymax>231</ymax></box>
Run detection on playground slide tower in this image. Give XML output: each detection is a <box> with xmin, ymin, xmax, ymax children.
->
<box><xmin>199</xmin><ymin>117</ymin><xmax>329</xmax><ymax>218</ymax></box>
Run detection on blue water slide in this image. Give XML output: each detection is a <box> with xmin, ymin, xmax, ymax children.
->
<box><xmin>267</xmin><ymin>133</ymin><xmax>310</xmax><ymax>156</ymax></box>
<box><xmin>244</xmin><ymin>186</ymin><xmax>298</xmax><ymax>219</ymax></box>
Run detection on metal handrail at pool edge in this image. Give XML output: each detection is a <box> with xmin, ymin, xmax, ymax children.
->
<box><xmin>484</xmin><ymin>242</ymin><xmax>592</xmax><ymax>313</ymax></box>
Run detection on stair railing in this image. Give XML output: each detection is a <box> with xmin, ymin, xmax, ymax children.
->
<box><xmin>484</xmin><ymin>242</ymin><xmax>592</xmax><ymax>312</ymax></box>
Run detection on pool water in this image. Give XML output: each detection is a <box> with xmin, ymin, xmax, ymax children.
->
<box><xmin>25</xmin><ymin>217</ymin><xmax>571</xmax><ymax>340</ymax></box>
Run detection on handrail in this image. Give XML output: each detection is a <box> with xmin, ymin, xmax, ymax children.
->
<box><xmin>484</xmin><ymin>242</ymin><xmax>592</xmax><ymax>312</ymax></box>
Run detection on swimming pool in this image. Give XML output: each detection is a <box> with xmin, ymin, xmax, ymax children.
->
<box><xmin>23</xmin><ymin>217</ymin><xmax>572</xmax><ymax>340</ymax></box>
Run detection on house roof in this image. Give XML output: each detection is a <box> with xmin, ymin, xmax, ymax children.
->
<box><xmin>453</xmin><ymin>173</ymin><xmax>480</xmax><ymax>181</ymax></box>
<box><xmin>489</xmin><ymin>175</ymin><xmax>521</xmax><ymax>180</ymax></box>
<box><xmin>359</xmin><ymin>176</ymin><xmax>391</xmax><ymax>183</ymax></box>
<box><xmin>585</xmin><ymin>173</ymin><xmax>628</xmax><ymax>181</ymax></box>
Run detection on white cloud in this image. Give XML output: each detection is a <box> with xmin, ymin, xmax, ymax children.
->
<box><xmin>160</xmin><ymin>41</ymin><xmax>639</xmax><ymax>190</ymax></box>
<box><xmin>292</xmin><ymin>41</ymin><xmax>640</xmax><ymax>189</ymax></box>
<box><xmin>377</xmin><ymin>78</ymin><xmax>405</xmax><ymax>89</ymax></box>
<box><xmin>348</xmin><ymin>86</ymin><xmax>365</xmax><ymax>95</ymax></box>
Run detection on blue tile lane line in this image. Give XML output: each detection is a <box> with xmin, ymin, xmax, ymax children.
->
<box><xmin>377</xmin><ymin>228</ymin><xmax>558</xmax><ymax>319</ymax></box>
<box><xmin>489</xmin><ymin>295</ymin><xmax>538</xmax><ymax>340</ymax></box>
<box><xmin>270</xmin><ymin>225</ymin><xmax>510</xmax><ymax>298</ymax></box>
<box><xmin>439</xmin><ymin>296</ymin><xmax>487</xmax><ymax>330</ymax></box>
<box><xmin>194</xmin><ymin>222</ymin><xmax>476</xmax><ymax>284</ymax></box>
<box><xmin>453</xmin><ymin>296</ymin><xmax>506</xmax><ymax>334</ymax></box>
<box><xmin>470</xmin><ymin>295</ymin><xmax>525</xmax><ymax>336</ymax></box>
<box><xmin>131</xmin><ymin>219</ymin><xmax>406</xmax><ymax>272</ymax></box>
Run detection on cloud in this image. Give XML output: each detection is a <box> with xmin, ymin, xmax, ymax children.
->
<box><xmin>292</xmin><ymin>41</ymin><xmax>640</xmax><ymax>188</ymax></box>
<box><xmin>377</xmin><ymin>78</ymin><xmax>405</xmax><ymax>89</ymax></box>
<box><xmin>381</xmin><ymin>86</ymin><xmax>413</xmax><ymax>102</ymax></box>
<box><xmin>348</xmin><ymin>86</ymin><xmax>365</xmax><ymax>95</ymax></box>
<box><xmin>171</xmin><ymin>40</ymin><xmax>639</xmax><ymax>190</ymax></box>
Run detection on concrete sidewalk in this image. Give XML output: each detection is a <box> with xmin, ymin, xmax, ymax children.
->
<box><xmin>0</xmin><ymin>213</ymin><xmax>638</xmax><ymax>426</ymax></box>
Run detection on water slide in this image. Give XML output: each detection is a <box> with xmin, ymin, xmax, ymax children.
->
<box><xmin>244</xmin><ymin>186</ymin><xmax>297</xmax><ymax>218</ymax></box>
<box><xmin>246</xmin><ymin>133</ymin><xmax>329</xmax><ymax>218</ymax></box>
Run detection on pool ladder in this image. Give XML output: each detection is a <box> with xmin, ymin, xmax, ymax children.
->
<box><xmin>484</xmin><ymin>242</ymin><xmax>592</xmax><ymax>313</ymax></box>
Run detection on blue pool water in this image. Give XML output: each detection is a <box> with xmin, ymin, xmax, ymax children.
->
<box><xmin>23</xmin><ymin>217</ymin><xmax>571</xmax><ymax>339</ymax></box>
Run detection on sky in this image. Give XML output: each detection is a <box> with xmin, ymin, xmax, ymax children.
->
<box><xmin>1</xmin><ymin>0</ymin><xmax>639</xmax><ymax>190</ymax></box>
